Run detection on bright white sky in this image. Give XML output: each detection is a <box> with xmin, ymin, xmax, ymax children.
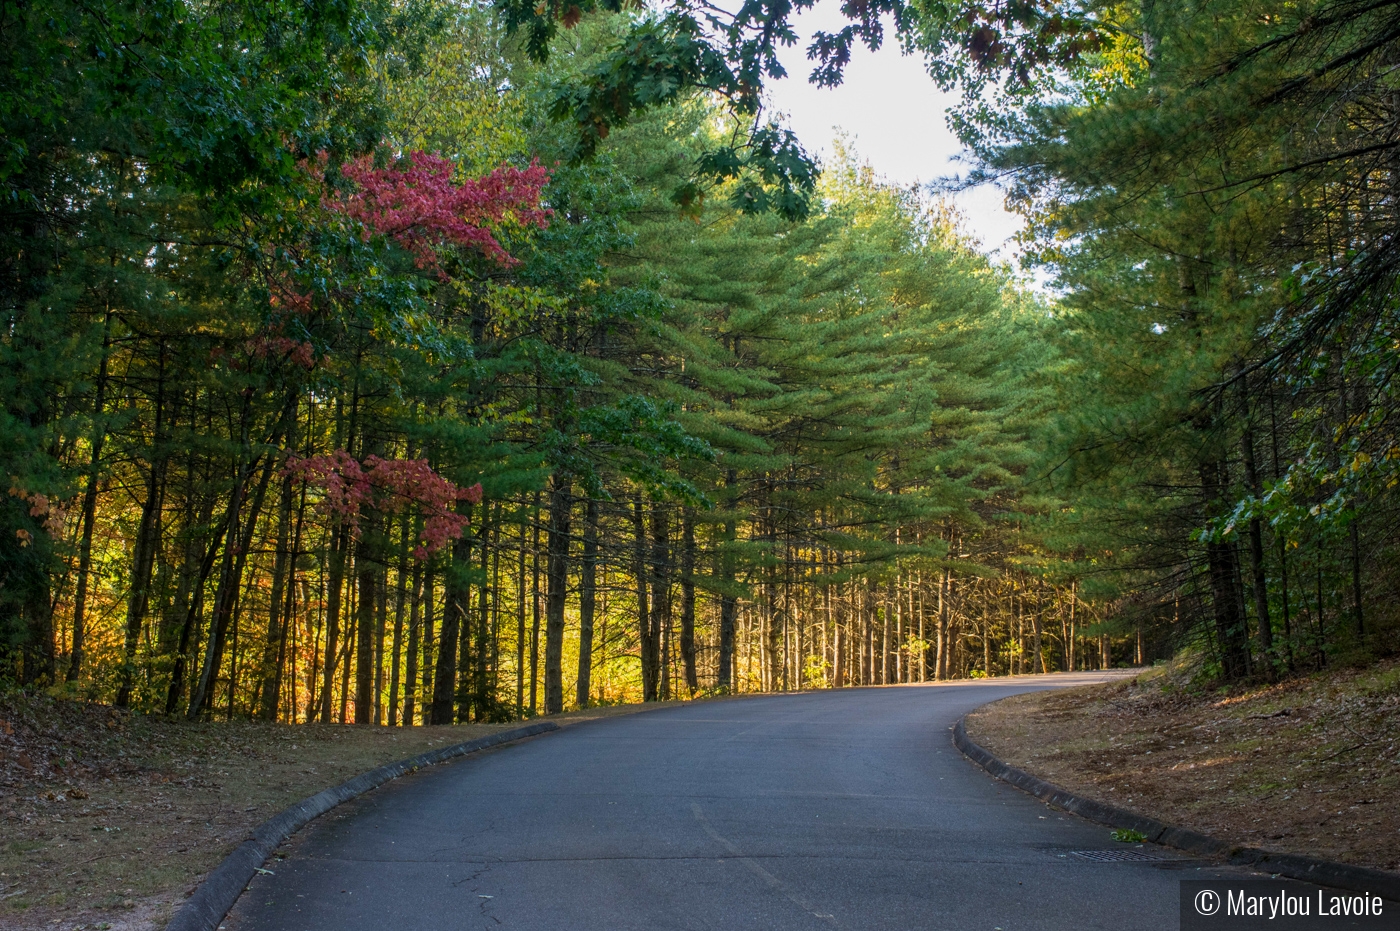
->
<box><xmin>762</xmin><ymin>7</ymin><xmax>1024</xmax><ymax>257</ymax></box>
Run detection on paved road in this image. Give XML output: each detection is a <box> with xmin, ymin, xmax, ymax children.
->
<box><xmin>229</xmin><ymin>674</ymin><xmax>1258</xmax><ymax>930</ymax></box>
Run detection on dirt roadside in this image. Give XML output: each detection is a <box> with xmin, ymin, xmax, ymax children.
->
<box><xmin>0</xmin><ymin>697</ymin><xmax>658</xmax><ymax>931</ymax></box>
<box><xmin>964</xmin><ymin>658</ymin><xmax>1400</xmax><ymax>873</ymax></box>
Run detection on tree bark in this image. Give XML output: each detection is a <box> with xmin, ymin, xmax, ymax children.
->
<box><xmin>403</xmin><ymin>555</ymin><xmax>423</xmax><ymax>726</ymax></box>
<box><xmin>354</xmin><ymin>524</ymin><xmax>381</xmax><ymax>725</ymax></box>
<box><xmin>543</xmin><ymin>476</ymin><xmax>573</xmax><ymax>715</ymax></box>
<box><xmin>1240</xmin><ymin>404</ymin><xmax>1274</xmax><ymax>675</ymax></box>
<box><xmin>117</xmin><ymin>345</ymin><xmax>170</xmax><ymax>706</ymax></box>
<box><xmin>515</xmin><ymin>515</ymin><xmax>527</xmax><ymax>718</ymax></box>
<box><xmin>388</xmin><ymin>512</ymin><xmax>410</xmax><ymax>726</ymax></box>
<box><xmin>717</xmin><ymin>470</ymin><xmax>738</xmax><ymax>691</ymax></box>
<box><xmin>319</xmin><ymin>524</ymin><xmax>349</xmax><ymax>722</ymax></box>
<box><xmin>255</xmin><ymin>465</ymin><xmax>297</xmax><ymax>719</ymax></box>
<box><xmin>431</xmin><ymin>502</ymin><xmax>471</xmax><ymax>724</ymax></box>
<box><xmin>529</xmin><ymin>491</ymin><xmax>542</xmax><ymax>714</ymax></box>
<box><xmin>576</xmin><ymin>496</ymin><xmax>599</xmax><ymax>708</ymax></box>
<box><xmin>633</xmin><ymin>497</ymin><xmax>657</xmax><ymax>701</ymax></box>
<box><xmin>936</xmin><ymin>566</ymin><xmax>950</xmax><ymax>681</ymax></box>
<box><xmin>653</xmin><ymin>506</ymin><xmax>672</xmax><ymax>700</ymax></box>
<box><xmin>1201</xmin><ymin>460</ymin><xmax>1251</xmax><ymax>679</ymax></box>
<box><xmin>679</xmin><ymin>510</ymin><xmax>698</xmax><ymax>696</ymax></box>
<box><xmin>67</xmin><ymin>308</ymin><xmax>114</xmax><ymax>683</ymax></box>
<box><xmin>1031</xmin><ymin>587</ymin><xmax>1047</xmax><ymax>674</ymax></box>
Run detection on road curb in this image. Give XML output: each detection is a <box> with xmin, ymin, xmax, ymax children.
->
<box><xmin>164</xmin><ymin>720</ymin><xmax>559</xmax><ymax>931</ymax></box>
<box><xmin>952</xmin><ymin>716</ymin><xmax>1400</xmax><ymax>901</ymax></box>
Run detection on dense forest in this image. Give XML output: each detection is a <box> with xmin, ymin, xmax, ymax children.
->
<box><xmin>2</xmin><ymin>0</ymin><xmax>1396</xmax><ymax>725</ymax></box>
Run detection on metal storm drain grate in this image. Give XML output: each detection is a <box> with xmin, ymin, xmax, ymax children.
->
<box><xmin>1069</xmin><ymin>849</ymin><xmax>1175</xmax><ymax>862</ymax></box>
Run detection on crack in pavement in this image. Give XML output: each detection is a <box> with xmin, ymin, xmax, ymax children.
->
<box><xmin>691</xmin><ymin>802</ymin><xmax>840</xmax><ymax>928</ymax></box>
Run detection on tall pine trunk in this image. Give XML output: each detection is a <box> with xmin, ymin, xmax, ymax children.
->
<box><xmin>67</xmin><ymin>307</ymin><xmax>114</xmax><ymax>683</ymax></box>
<box><xmin>679</xmin><ymin>510</ymin><xmax>697</xmax><ymax>696</ymax></box>
<box><xmin>403</xmin><ymin>554</ymin><xmax>424</xmax><ymax>726</ymax></box>
<box><xmin>633</xmin><ymin>497</ymin><xmax>657</xmax><ymax>701</ymax></box>
<box><xmin>576</xmin><ymin>497</ymin><xmax>599</xmax><ymax>708</ymax></box>
<box><xmin>543</xmin><ymin>476</ymin><xmax>573</xmax><ymax>715</ymax></box>
<box><xmin>1201</xmin><ymin>459</ymin><xmax>1251</xmax><ymax>679</ymax></box>
<box><xmin>1240</xmin><ymin>393</ymin><xmax>1274</xmax><ymax>676</ymax></box>
<box><xmin>651</xmin><ymin>506</ymin><xmax>672</xmax><ymax>700</ymax></box>
<box><xmin>717</xmin><ymin>471</ymin><xmax>738</xmax><ymax>691</ymax></box>
<box><xmin>388</xmin><ymin>512</ymin><xmax>410</xmax><ymax>726</ymax></box>
<box><xmin>319</xmin><ymin>524</ymin><xmax>349</xmax><ymax>722</ymax></box>
<box><xmin>255</xmin><ymin>466</ymin><xmax>297</xmax><ymax>719</ymax></box>
<box><xmin>117</xmin><ymin>347</ymin><xmax>170</xmax><ymax>706</ymax></box>
<box><xmin>431</xmin><ymin>502</ymin><xmax>471</xmax><ymax>724</ymax></box>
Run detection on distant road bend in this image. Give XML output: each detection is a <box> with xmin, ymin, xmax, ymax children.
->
<box><xmin>229</xmin><ymin>673</ymin><xmax>1264</xmax><ymax>930</ymax></box>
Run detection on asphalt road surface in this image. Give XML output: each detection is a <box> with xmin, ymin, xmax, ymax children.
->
<box><xmin>228</xmin><ymin>673</ymin><xmax>1266</xmax><ymax>931</ymax></box>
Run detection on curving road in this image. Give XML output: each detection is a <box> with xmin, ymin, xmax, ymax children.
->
<box><xmin>227</xmin><ymin>673</ymin><xmax>1259</xmax><ymax>930</ymax></box>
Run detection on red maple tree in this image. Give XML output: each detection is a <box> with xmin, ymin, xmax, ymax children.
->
<box><xmin>285</xmin><ymin>450</ymin><xmax>483</xmax><ymax>558</ymax></box>
<box><xmin>331</xmin><ymin>151</ymin><xmax>551</xmax><ymax>273</ymax></box>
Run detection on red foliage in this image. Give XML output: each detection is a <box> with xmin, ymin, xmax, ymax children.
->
<box><xmin>331</xmin><ymin>152</ymin><xmax>551</xmax><ymax>273</ymax></box>
<box><xmin>7</xmin><ymin>482</ymin><xmax>67</xmax><ymax>546</ymax></box>
<box><xmin>208</xmin><ymin>333</ymin><xmax>316</xmax><ymax>371</ymax></box>
<box><xmin>284</xmin><ymin>450</ymin><xmax>483</xmax><ymax>558</ymax></box>
<box><xmin>269</xmin><ymin>280</ymin><xmax>313</xmax><ymax>316</ymax></box>
<box><xmin>248</xmin><ymin>335</ymin><xmax>315</xmax><ymax>369</ymax></box>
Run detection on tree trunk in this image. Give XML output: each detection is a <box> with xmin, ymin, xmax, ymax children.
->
<box><xmin>319</xmin><ymin>524</ymin><xmax>349</xmax><ymax>722</ymax></box>
<box><xmin>255</xmin><ymin>466</ymin><xmax>297</xmax><ymax>719</ymax></box>
<box><xmin>388</xmin><ymin>512</ymin><xmax>410</xmax><ymax>726</ymax></box>
<box><xmin>403</xmin><ymin>555</ymin><xmax>423</xmax><ymax>726</ymax></box>
<box><xmin>421</xmin><ymin>567</ymin><xmax>436</xmax><ymax>714</ymax></box>
<box><xmin>1031</xmin><ymin>589</ymin><xmax>1046</xmax><ymax>674</ymax></box>
<box><xmin>529</xmin><ymin>492</ymin><xmax>542</xmax><ymax>714</ymax></box>
<box><xmin>269</xmin><ymin>488</ymin><xmax>307</xmax><ymax>721</ymax></box>
<box><xmin>1201</xmin><ymin>460</ymin><xmax>1251</xmax><ymax>679</ymax></box>
<box><xmin>354</xmin><ymin>521</ymin><xmax>381</xmax><ymax>725</ymax></box>
<box><xmin>576</xmin><ymin>497</ymin><xmax>599</xmax><ymax>709</ymax></box>
<box><xmin>117</xmin><ymin>346</ymin><xmax>170</xmax><ymax>707</ymax></box>
<box><xmin>543</xmin><ymin>476</ymin><xmax>573</xmax><ymax>715</ymax></box>
<box><xmin>431</xmin><ymin>503</ymin><xmax>471</xmax><ymax>724</ymax></box>
<box><xmin>188</xmin><ymin>414</ymin><xmax>282</xmax><ymax>719</ymax></box>
<box><xmin>164</xmin><ymin>503</ymin><xmax>225</xmax><ymax>715</ymax></box>
<box><xmin>67</xmin><ymin>307</ymin><xmax>114</xmax><ymax>683</ymax></box>
<box><xmin>936</xmin><ymin>567</ymin><xmax>950</xmax><ymax>681</ymax></box>
<box><xmin>653</xmin><ymin>506</ymin><xmax>672</xmax><ymax>700</ymax></box>
<box><xmin>515</xmin><ymin>516</ymin><xmax>527</xmax><ymax>718</ymax></box>
<box><xmin>679</xmin><ymin>510</ymin><xmax>697</xmax><ymax>696</ymax></box>
<box><xmin>633</xmin><ymin>498</ymin><xmax>657</xmax><ymax>701</ymax></box>
<box><xmin>373</xmin><ymin>556</ymin><xmax>388</xmax><ymax>724</ymax></box>
<box><xmin>717</xmin><ymin>472</ymin><xmax>738</xmax><ymax>691</ymax></box>
<box><xmin>1240</xmin><ymin>404</ymin><xmax>1274</xmax><ymax>676</ymax></box>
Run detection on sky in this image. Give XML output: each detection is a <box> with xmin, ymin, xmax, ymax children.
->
<box><xmin>761</xmin><ymin>8</ymin><xmax>1024</xmax><ymax>257</ymax></box>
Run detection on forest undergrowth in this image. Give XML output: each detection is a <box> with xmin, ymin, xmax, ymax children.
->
<box><xmin>0</xmin><ymin>694</ymin><xmax>651</xmax><ymax>931</ymax></box>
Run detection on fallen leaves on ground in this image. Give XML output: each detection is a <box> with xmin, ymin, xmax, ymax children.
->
<box><xmin>965</xmin><ymin>658</ymin><xmax>1400</xmax><ymax>872</ymax></box>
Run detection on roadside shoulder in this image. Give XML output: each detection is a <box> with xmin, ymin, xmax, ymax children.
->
<box><xmin>958</xmin><ymin>665</ymin><xmax>1400</xmax><ymax>892</ymax></box>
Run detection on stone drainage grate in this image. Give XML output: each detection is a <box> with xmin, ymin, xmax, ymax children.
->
<box><xmin>1069</xmin><ymin>849</ymin><xmax>1181</xmax><ymax>862</ymax></box>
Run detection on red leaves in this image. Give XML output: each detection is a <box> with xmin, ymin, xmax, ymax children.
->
<box><xmin>284</xmin><ymin>450</ymin><xmax>482</xmax><ymax>558</ymax></box>
<box><xmin>330</xmin><ymin>152</ymin><xmax>552</xmax><ymax>273</ymax></box>
<box><xmin>248</xmin><ymin>335</ymin><xmax>315</xmax><ymax>369</ymax></box>
<box><xmin>7</xmin><ymin>483</ymin><xmax>66</xmax><ymax>546</ymax></box>
<box><xmin>209</xmin><ymin>332</ymin><xmax>316</xmax><ymax>371</ymax></box>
